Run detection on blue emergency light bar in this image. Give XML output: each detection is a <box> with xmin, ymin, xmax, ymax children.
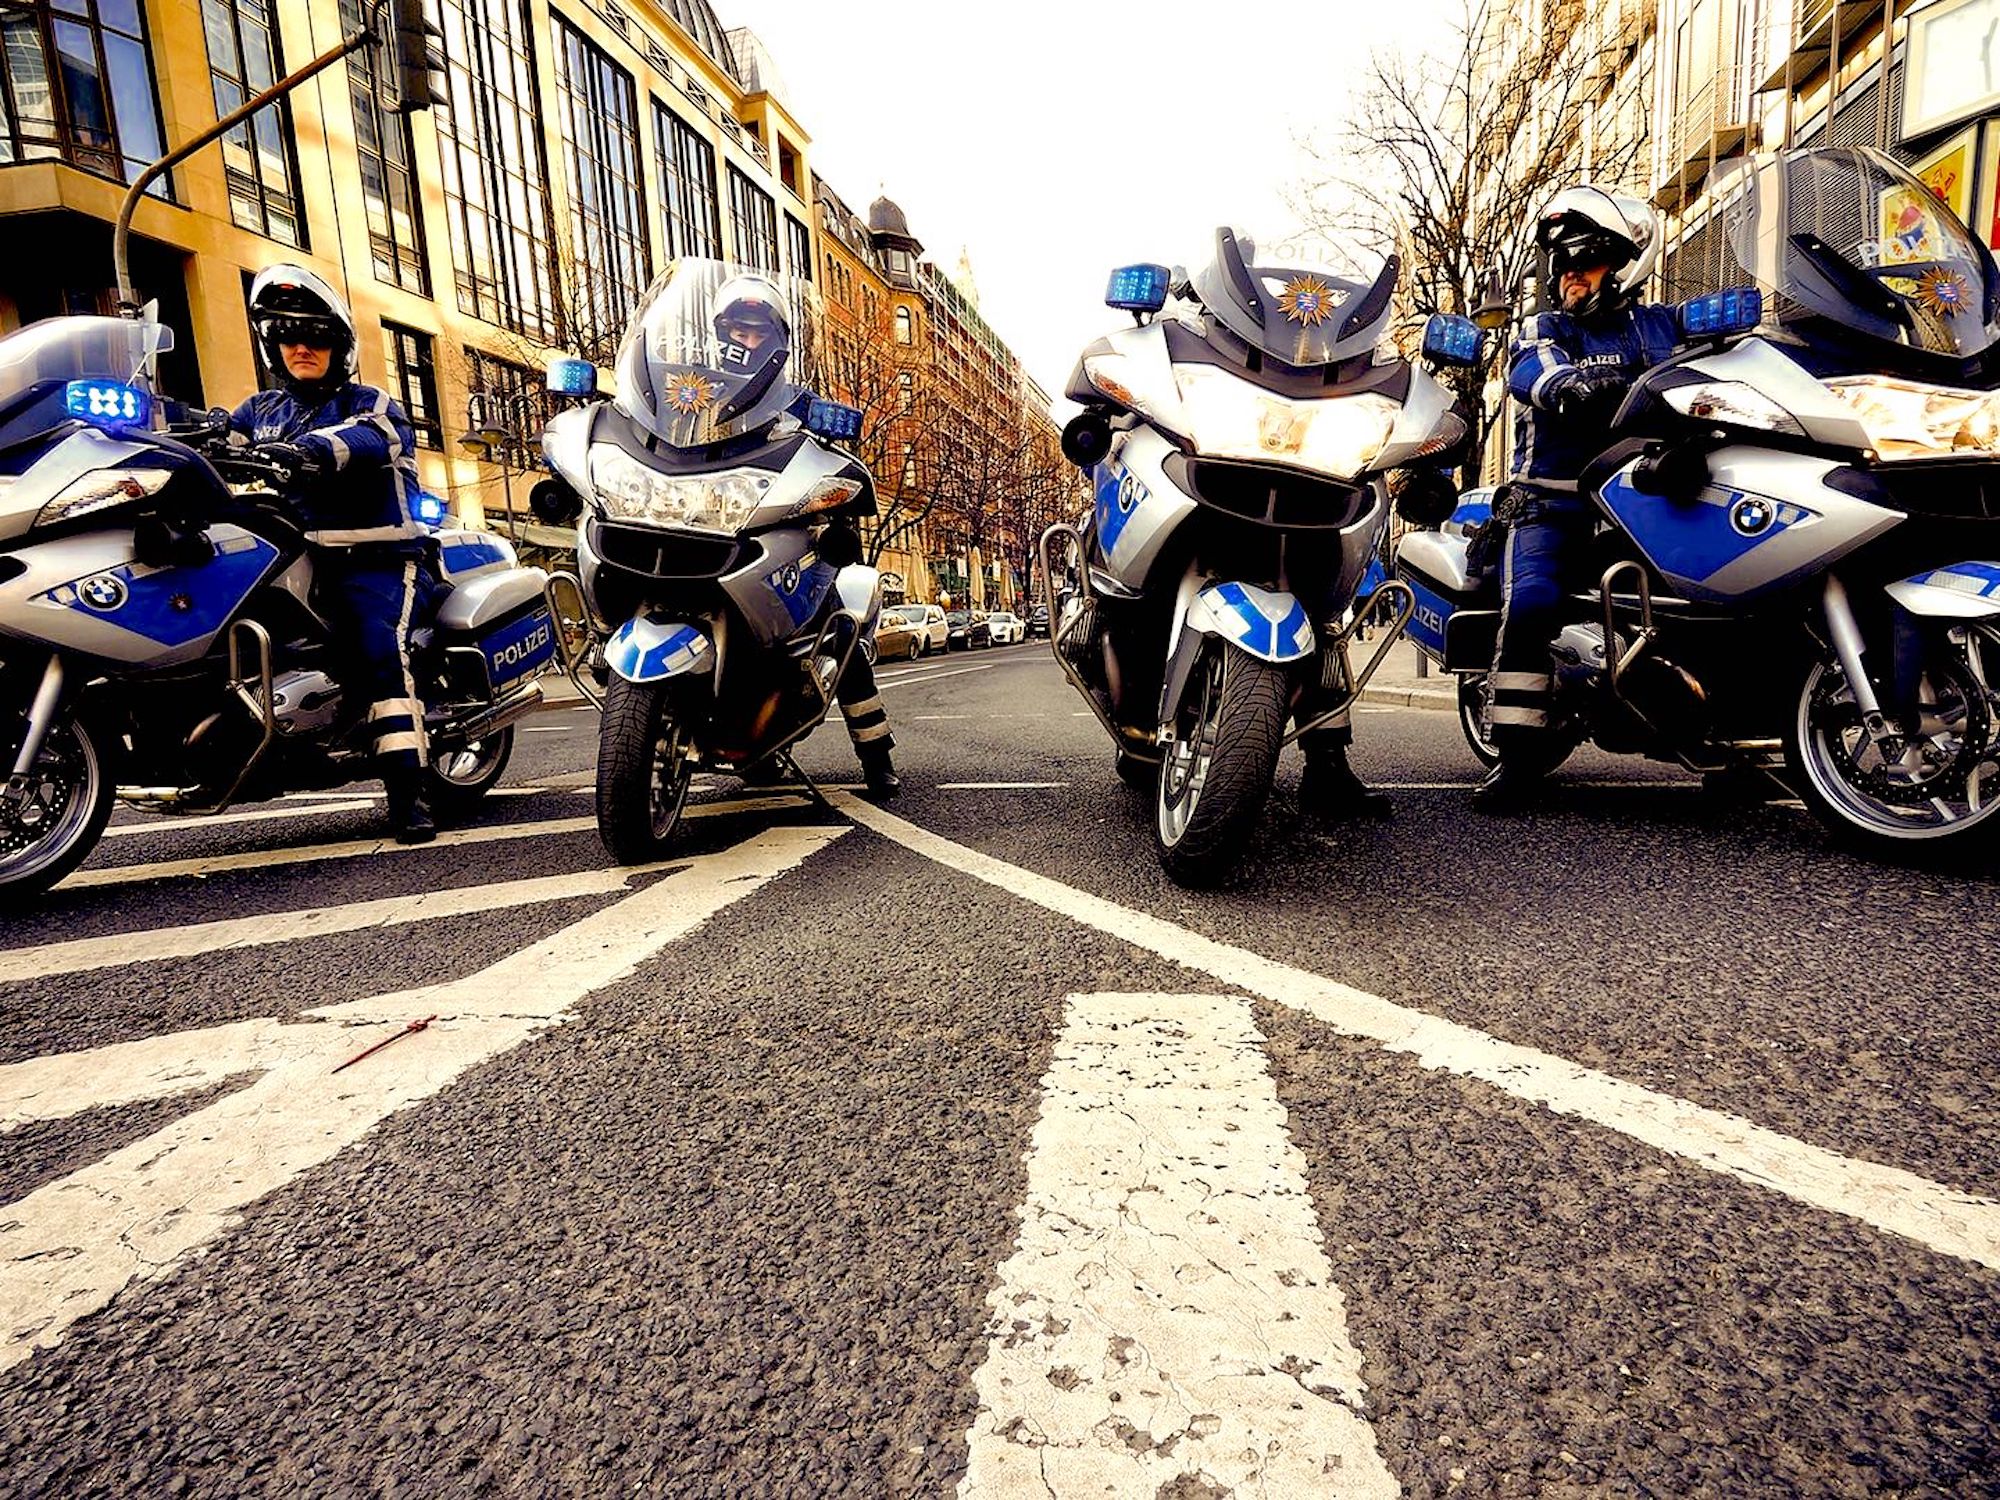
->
<box><xmin>412</xmin><ymin>492</ymin><xmax>448</xmax><ymax>526</ymax></box>
<box><xmin>546</xmin><ymin>356</ymin><xmax>597</xmax><ymax>396</ymax></box>
<box><xmin>1421</xmin><ymin>314</ymin><xmax>1484</xmax><ymax>368</ymax></box>
<box><xmin>65</xmin><ymin>379</ymin><xmax>151</xmax><ymax>430</ymax></box>
<box><xmin>1105</xmin><ymin>264</ymin><xmax>1171</xmax><ymax>313</ymax></box>
<box><xmin>805</xmin><ymin>397</ymin><xmax>863</xmax><ymax>443</ymax></box>
<box><xmin>1680</xmin><ymin>286</ymin><xmax>1763</xmax><ymax>338</ymax></box>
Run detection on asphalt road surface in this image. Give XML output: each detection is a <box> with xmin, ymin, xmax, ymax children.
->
<box><xmin>4</xmin><ymin>642</ymin><xmax>1997</xmax><ymax>1497</ymax></box>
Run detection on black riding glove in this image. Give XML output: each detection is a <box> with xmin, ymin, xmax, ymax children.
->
<box><xmin>254</xmin><ymin>440</ymin><xmax>328</xmax><ymax>488</ymax></box>
<box><xmin>1551</xmin><ymin>364</ymin><xmax>1628</xmax><ymax>421</ymax></box>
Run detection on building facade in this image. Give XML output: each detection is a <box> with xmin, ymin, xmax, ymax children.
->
<box><xmin>0</xmin><ymin>0</ymin><xmax>819</xmax><ymax>536</ymax></box>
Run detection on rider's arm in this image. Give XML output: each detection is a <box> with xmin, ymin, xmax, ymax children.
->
<box><xmin>225</xmin><ymin>394</ymin><xmax>263</xmax><ymax>441</ymax></box>
<box><xmin>296</xmin><ymin>387</ymin><xmax>416</xmax><ymax>474</ymax></box>
<box><xmin>1508</xmin><ymin>314</ymin><xmax>1588</xmax><ymax>412</ymax></box>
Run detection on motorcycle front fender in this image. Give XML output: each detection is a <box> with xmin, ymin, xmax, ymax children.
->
<box><xmin>1884</xmin><ymin>562</ymin><xmax>2000</xmax><ymax>619</ymax></box>
<box><xmin>1157</xmin><ymin>581</ymin><xmax>1314</xmax><ymax>729</ymax></box>
<box><xmin>604</xmin><ymin>613</ymin><xmax>714</xmax><ymax>684</ymax></box>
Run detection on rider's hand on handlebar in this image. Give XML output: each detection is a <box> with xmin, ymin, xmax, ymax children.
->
<box><xmin>1552</xmin><ymin>365</ymin><xmax>1627</xmax><ymax>420</ymax></box>
<box><xmin>253</xmin><ymin>440</ymin><xmax>328</xmax><ymax>488</ymax></box>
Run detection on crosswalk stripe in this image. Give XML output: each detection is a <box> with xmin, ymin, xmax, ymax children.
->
<box><xmin>834</xmin><ymin>794</ymin><xmax>2000</xmax><ymax>1272</ymax></box>
<box><xmin>0</xmin><ymin>823</ymin><xmax>848</xmax><ymax>1371</ymax></box>
<box><xmin>957</xmin><ymin>992</ymin><xmax>1394</xmax><ymax>1497</ymax></box>
<box><xmin>60</xmin><ymin>795</ymin><xmax>810</xmax><ymax>892</ymax></box>
<box><xmin>104</xmin><ymin>800</ymin><xmax>379</xmax><ymax>838</ymax></box>
<box><xmin>0</xmin><ymin>866</ymin><xmax>666</xmax><ymax>984</ymax></box>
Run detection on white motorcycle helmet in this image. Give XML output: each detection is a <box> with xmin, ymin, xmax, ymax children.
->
<box><xmin>1535</xmin><ymin>186</ymin><xmax>1660</xmax><ymax>318</ymax></box>
<box><xmin>248</xmin><ymin>263</ymin><xmax>358</xmax><ymax>401</ymax></box>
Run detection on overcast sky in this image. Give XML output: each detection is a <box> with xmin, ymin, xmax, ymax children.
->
<box><xmin>719</xmin><ymin>0</ymin><xmax>1454</xmax><ymax>405</ymax></box>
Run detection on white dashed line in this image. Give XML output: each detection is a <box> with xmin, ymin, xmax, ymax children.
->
<box><xmin>835</xmin><ymin>794</ymin><xmax>2000</xmax><ymax>1272</ymax></box>
<box><xmin>938</xmin><ymin>782</ymin><xmax>1070</xmax><ymax>791</ymax></box>
<box><xmin>957</xmin><ymin>991</ymin><xmax>1395</xmax><ymax>1497</ymax></box>
<box><xmin>104</xmin><ymin>800</ymin><xmax>378</xmax><ymax>838</ymax></box>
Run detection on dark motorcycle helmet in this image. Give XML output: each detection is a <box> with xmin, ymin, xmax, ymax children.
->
<box><xmin>1535</xmin><ymin>187</ymin><xmax>1660</xmax><ymax>320</ymax></box>
<box><xmin>710</xmin><ymin>276</ymin><xmax>790</xmax><ymax>369</ymax></box>
<box><xmin>248</xmin><ymin>263</ymin><xmax>358</xmax><ymax>404</ymax></box>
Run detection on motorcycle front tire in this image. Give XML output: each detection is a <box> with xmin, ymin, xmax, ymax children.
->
<box><xmin>596</xmin><ymin>676</ymin><xmax>695</xmax><ymax>864</ymax></box>
<box><xmin>1154</xmin><ymin>638</ymin><xmax>1288</xmax><ymax>886</ymax></box>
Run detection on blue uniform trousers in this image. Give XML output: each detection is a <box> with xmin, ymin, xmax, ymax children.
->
<box><xmin>1489</xmin><ymin>498</ymin><xmax>1594</xmax><ymax>755</ymax></box>
<box><xmin>316</xmin><ymin>551</ymin><xmax>437</xmax><ymax>776</ymax></box>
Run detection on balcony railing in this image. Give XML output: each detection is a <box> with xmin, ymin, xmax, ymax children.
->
<box><xmin>1656</xmin><ymin>64</ymin><xmax>1750</xmax><ymax>208</ymax></box>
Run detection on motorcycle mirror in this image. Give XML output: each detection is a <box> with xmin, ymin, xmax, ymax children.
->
<box><xmin>1061</xmin><ymin>410</ymin><xmax>1113</xmax><ymax>469</ymax></box>
<box><xmin>1421</xmin><ymin>314</ymin><xmax>1484</xmax><ymax>368</ymax></box>
<box><xmin>529</xmin><ymin>476</ymin><xmax>583</xmax><ymax>526</ymax></box>
<box><xmin>803</xmin><ymin>397</ymin><xmax>863</xmax><ymax>443</ymax></box>
<box><xmin>1105</xmin><ymin>264</ymin><xmax>1170</xmax><ymax>313</ymax></box>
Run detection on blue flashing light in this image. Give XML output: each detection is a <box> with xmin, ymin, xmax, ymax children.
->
<box><xmin>1681</xmin><ymin>286</ymin><xmax>1764</xmax><ymax>339</ymax></box>
<box><xmin>412</xmin><ymin>491</ymin><xmax>448</xmax><ymax>526</ymax></box>
<box><xmin>1421</xmin><ymin>314</ymin><xmax>1484</xmax><ymax>368</ymax></box>
<box><xmin>1105</xmin><ymin>263</ymin><xmax>1171</xmax><ymax>313</ymax></box>
<box><xmin>546</xmin><ymin>356</ymin><xmax>597</xmax><ymax>396</ymax></box>
<box><xmin>64</xmin><ymin>379</ymin><xmax>151</xmax><ymax>430</ymax></box>
<box><xmin>805</xmin><ymin>397</ymin><xmax>863</xmax><ymax>443</ymax></box>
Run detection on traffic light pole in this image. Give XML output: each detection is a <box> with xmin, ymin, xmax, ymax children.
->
<box><xmin>112</xmin><ymin>2</ymin><xmax>390</xmax><ymax>314</ymax></box>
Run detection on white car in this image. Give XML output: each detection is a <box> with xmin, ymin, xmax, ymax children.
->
<box><xmin>985</xmin><ymin>610</ymin><xmax>1026</xmax><ymax>646</ymax></box>
<box><xmin>886</xmin><ymin>602</ymin><xmax>949</xmax><ymax>657</ymax></box>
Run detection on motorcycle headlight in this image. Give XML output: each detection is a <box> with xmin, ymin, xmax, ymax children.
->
<box><xmin>1661</xmin><ymin>381</ymin><xmax>1805</xmax><ymax>435</ymax></box>
<box><xmin>588</xmin><ymin>446</ymin><xmax>770</xmax><ymax>533</ymax></box>
<box><xmin>34</xmin><ymin>467</ymin><xmax>173</xmax><ymax>529</ymax></box>
<box><xmin>1173</xmin><ymin>365</ymin><xmax>1399</xmax><ymax>479</ymax></box>
<box><xmin>1821</xmin><ymin>374</ymin><xmax>2000</xmax><ymax>459</ymax></box>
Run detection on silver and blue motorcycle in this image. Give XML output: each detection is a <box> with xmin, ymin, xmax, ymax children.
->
<box><xmin>1042</xmin><ymin>229</ymin><xmax>1480</xmax><ymax>882</ymax></box>
<box><xmin>1397</xmin><ymin>145</ymin><xmax>2000</xmax><ymax>859</ymax></box>
<box><xmin>537</xmin><ymin>259</ymin><xmax>879</xmax><ymax>863</ymax></box>
<box><xmin>0</xmin><ymin>309</ymin><xmax>570</xmax><ymax>897</ymax></box>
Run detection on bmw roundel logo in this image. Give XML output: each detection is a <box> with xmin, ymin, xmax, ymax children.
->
<box><xmin>78</xmin><ymin>573</ymin><xmax>128</xmax><ymax>611</ymax></box>
<box><xmin>1730</xmin><ymin>497</ymin><xmax>1775</xmax><ymax>537</ymax></box>
<box><xmin>775</xmin><ymin>563</ymin><xmax>802</xmax><ymax>594</ymax></box>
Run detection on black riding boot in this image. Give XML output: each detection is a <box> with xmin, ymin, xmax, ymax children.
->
<box><xmin>857</xmin><ymin>742</ymin><xmax>901</xmax><ymax>800</ymax></box>
<box><xmin>385</xmin><ymin>770</ymin><xmax>436</xmax><ymax>844</ymax></box>
<box><xmin>1299</xmin><ymin>739</ymin><xmax>1392</xmax><ymax>821</ymax></box>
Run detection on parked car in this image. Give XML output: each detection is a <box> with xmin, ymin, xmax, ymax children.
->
<box><xmin>986</xmin><ymin>610</ymin><xmax>1026</xmax><ymax>645</ymax></box>
<box><xmin>1027</xmin><ymin>603</ymin><xmax>1050</xmax><ymax>639</ymax></box>
<box><xmin>872</xmin><ymin>609</ymin><xmax>926</xmax><ymax>662</ymax></box>
<box><xmin>945</xmin><ymin>610</ymin><xmax>990</xmax><ymax>651</ymax></box>
<box><xmin>887</xmin><ymin>602</ymin><xmax>949</xmax><ymax>657</ymax></box>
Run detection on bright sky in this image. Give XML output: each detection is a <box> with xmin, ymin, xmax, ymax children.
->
<box><xmin>718</xmin><ymin>0</ymin><xmax>1454</xmax><ymax>407</ymax></box>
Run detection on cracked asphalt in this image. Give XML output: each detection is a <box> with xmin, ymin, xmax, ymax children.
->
<box><xmin>2</xmin><ymin>644</ymin><xmax>1996</xmax><ymax>1497</ymax></box>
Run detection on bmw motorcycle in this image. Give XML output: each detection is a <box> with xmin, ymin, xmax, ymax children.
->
<box><xmin>1396</xmin><ymin>145</ymin><xmax>2000</xmax><ymax>859</ymax></box>
<box><xmin>1042</xmin><ymin>229</ymin><xmax>1480</xmax><ymax>883</ymax></box>
<box><xmin>537</xmin><ymin>259</ymin><xmax>879</xmax><ymax>863</ymax></box>
<box><xmin>0</xmin><ymin>309</ymin><xmax>571</xmax><ymax>897</ymax></box>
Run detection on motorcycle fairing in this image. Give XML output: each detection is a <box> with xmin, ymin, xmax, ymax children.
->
<box><xmin>1091</xmin><ymin>427</ymin><xmax>1196</xmax><ymax>587</ymax></box>
<box><xmin>1886</xmin><ymin>561</ymin><xmax>2000</xmax><ymax>618</ymax></box>
<box><xmin>605</xmin><ymin>614</ymin><xmax>713</xmax><ymax>683</ymax></box>
<box><xmin>1185</xmin><ymin>581</ymin><xmax>1315</xmax><ymax>662</ymax></box>
<box><xmin>1597</xmin><ymin>446</ymin><xmax>1900</xmax><ymax>601</ymax></box>
<box><xmin>436</xmin><ymin>530</ymin><xmax>518</xmax><ymax>583</ymax></box>
<box><xmin>765</xmin><ymin>554</ymin><xmax>838</xmax><ymax>631</ymax></box>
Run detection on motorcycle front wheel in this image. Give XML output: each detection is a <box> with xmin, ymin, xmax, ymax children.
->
<box><xmin>596</xmin><ymin>677</ymin><xmax>695</xmax><ymax>864</ymax></box>
<box><xmin>1154</xmin><ymin>638</ymin><xmax>1288</xmax><ymax>885</ymax></box>
<box><xmin>1784</xmin><ymin>642</ymin><xmax>2000</xmax><ymax>861</ymax></box>
<box><xmin>0</xmin><ymin>707</ymin><xmax>114</xmax><ymax>899</ymax></box>
<box><xmin>1457</xmin><ymin>673</ymin><xmax>1503</xmax><ymax>768</ymax></box>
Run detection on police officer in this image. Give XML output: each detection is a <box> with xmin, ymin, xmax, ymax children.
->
<box><xmin>712</xmin><ymin>275</ymin><xmax>902</xmax><ymax>797</ymax></box>
<box><xmin>1475</xmin><ymin>187</ymin><xmax>1679</xmax><ymax>814</ymax></box>
<box><xmin>231</xmin><ymin>264</ymin><xmax>441</xmax><ymax>841</ymax></box>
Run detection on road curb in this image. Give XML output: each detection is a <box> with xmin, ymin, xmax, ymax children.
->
<box><xmin>1358</xmin><ymin>684</ymin><xmax>1455</xmax><ymax>712</ymax></box>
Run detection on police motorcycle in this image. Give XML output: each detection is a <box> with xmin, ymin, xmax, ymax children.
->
<box><xmin>0</xmin><ymin>307</ymin><xmax>568</xmax><ymax>897</ymax></box>
<box><xmin>1396</xmin><ymin>145</ymin><xmax>2000</xmax><ymax>859</ymax></box>
<box><xmin>534</xmin><ymin>260</ymin><xmax>879</xmax><ymax>863</ymax></box>
<box><xmin>1041</xmin><ymin>229</ymin><xmax>1481</xmax><ymax>883</ymax></box>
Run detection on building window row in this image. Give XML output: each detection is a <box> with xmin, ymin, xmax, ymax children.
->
<box><xmin>728</xmin><ymin>162</ymin><xmax>778</xmax><ymax>273</ymax></box>
<box><xmin>553</xmin><ymin>15</ymin><xmax>649</xmax><ymax>360</ymax></box>
<box><xmin>340</xmin><ymin>0</ymin><xmax>428</xmax><ymax>292</ymax></box>
<box><xmin>202</xmin><ymin>0</ymin><xmax>304</xmax><ymax>245</ymax></box>
<box><xmin>654</xmin><ymin>96</ymin><xmax>721</xmax><ymax>259</ymax></box>
<box><xmin>0</xmin><ymin>0</ymin><xmax>165</xmax><ymax>186</ymax></box>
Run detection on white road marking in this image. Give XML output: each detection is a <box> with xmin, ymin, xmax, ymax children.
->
<box><xmin>912</xmin><ymin>714</ymin><xmax>972</xmax><ymax>720</ymax></box>
<box><xmin>878</xmin><ymin>664</ymin><xmax>995</xmax><ymax>690</ymax></box>
<box><xmin>957</xmin><ymin>992</ymin><xmax>1395</xmax><ymax>1498</ymax></box>
<box><xmin>103</xmin><ymin>800</ymin><xmax>378</xmax><ymax>838</ymax></box>
<box><xmin>834</xmin><ymin>795</ymin><xmax>2000</xmax><ymax>1272</ymax></box>
<box><xmin>523</xmin><ymin>725</ymin><xmax>575</xmax><ymax>733</ymax></box>
<box><xmin>0</xmin><ymin>824</ymin><xmax>847</xmax><ymax>1371</ymax></box>
<box><xmin>938</xmin><ymin>782</ymin><xmax>1070</xmax><ymax>791</ymax></box>
<box><xmin>0</xmin><ymin>866</ymin><xmax>670</xmax><ymax>985</ymax></box>
<box><xmin>1368</xmin><ymin>780</ymin><xmax>1698</xmax><ymax>791</ymax></box>
<box><xmin>63</xmin><ymin>795</ymin><xmax>812</xmax><ymax>891</ymax></box>
<box><xmin>284</xmin><ymin>791</ymin><xmax>386</xmax><ymax>801</ymax></box>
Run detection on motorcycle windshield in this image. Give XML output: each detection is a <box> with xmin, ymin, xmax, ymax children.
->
<box><xmin>0</xmin><ymin>313</ymin><xmax>171</xmax><ymax>413</ymax></box>
<box><xmin>1728</xmin><ymin>146</ymin><xmax>2000</xmax><ymax>361</ymax></box>
<box><xmin>1189</xmin><ymin>227</ymin><xmax>1396</xmax><ymax>369</ymax></box>
<box><xmin>612</xmin><ymin>259</ymin><xmax>820</xmax><ymax>448</ymax></box>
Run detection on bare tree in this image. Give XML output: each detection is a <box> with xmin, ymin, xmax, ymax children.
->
<box><xmin>1303</xmin><ymin>0</ymin><xmax>1650</xmax><ymax>458</ymax></box>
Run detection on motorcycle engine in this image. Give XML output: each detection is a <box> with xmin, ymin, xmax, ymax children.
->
<box><xmin>270</xmin><ymin>669</ymin><xmax>344</xmax><ymax>737</ymax></box>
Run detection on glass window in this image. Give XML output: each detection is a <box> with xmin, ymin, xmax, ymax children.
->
<box><xmin>434</xmin><ymin>0</ymin><xmax>560</xmax><ymax>342</ymax></box>
<box><xmin>553</xmin><ymin>17</ymin><xmax>648</xmax><ymax>362</ymax></box>
<box><xmin>653</xmin><ymin>98</ymin><xmax>720</xmax><ymax>259</ymax></box>
<box><xmin>894</xmin><ymin>305</ymin><xmax>913</xmax><ymax>345</ymax></box>
<box><xmin>727</xmin><ymin>163</ymin><xmax>777</xmax><ymax>272</ymax></box>
<box><xmin>0</xmin><ymin>0</ymin><xmax>164</xmax><ymax>183</ymax></box>
<box><xmin>339</xmin><ymin>0</ymin><xmax>428</xmax><ymax>293</ymax></box>
<box><xmin>896</xmin><ymin>369</ymin><xmax>912</xmax><ymax>411</ymax></box>
<box><xmin>201</xmin><ymin>0</ymin><xmax>304</xmax><ymax>244</ymax></box>
<box><xmin>383</xmin><ymin>322</ymin><xmax>442</xmax><ymax>448</ymax></box>
<box><xmin>785</xmin><ymin>211</ymin><xmax>812</xmax><ymax>281</ymax></box>
<box><xmin>464</xmin><ymin>346</ymin><xmax>555</xmax><ymax>449</ymax></box>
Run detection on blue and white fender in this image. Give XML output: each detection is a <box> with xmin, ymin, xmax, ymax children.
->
<box><xmin>1184</xmin><ymin>582</ymin><xmax>1315</xmax><ymax>663</ymax></box>
<box><xmin>1885</xmin><ymin>562</ymin><xmax>2000</xmax><ymax>619</ymax></box>
<box><xmin>604</xmin><ymin>613</ymin><xmax>714</xmax><ymax>684</ymax></box>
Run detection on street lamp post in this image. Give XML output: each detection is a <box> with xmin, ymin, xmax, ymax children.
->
<box><xmin>457</xmin><ymin>390</ymin><xmax>542</xmax><ymax>540</ymax></box>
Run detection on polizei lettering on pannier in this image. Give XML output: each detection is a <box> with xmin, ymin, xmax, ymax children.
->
<box><xmin>484</xmin><ymin>611</ymin><xmax>557</xmax><ymax>684</ymax></box>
